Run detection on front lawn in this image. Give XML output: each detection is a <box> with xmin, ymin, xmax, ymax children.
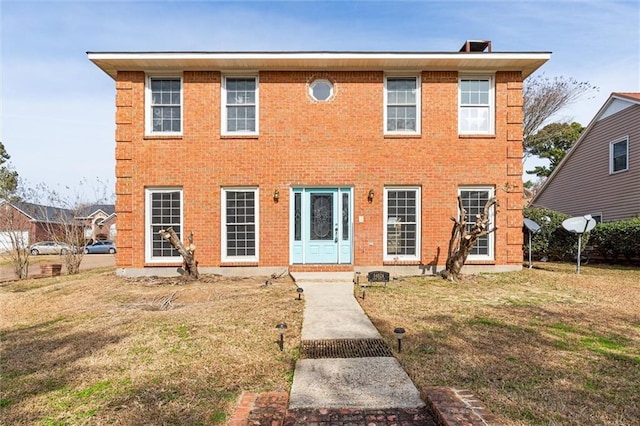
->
<box><xmin>360</xmin><ymin>263</ymin><xmax>640</xmax><ymax>425</ymax></box>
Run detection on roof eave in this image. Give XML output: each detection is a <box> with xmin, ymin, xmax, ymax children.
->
<box><xmin>87</xmin><ymin>51</ymin><xmax>551</xmax><ymax>80</ymax></box>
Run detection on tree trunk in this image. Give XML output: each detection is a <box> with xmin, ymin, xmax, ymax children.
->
<box><xmin>442</xmin><ymin>196</ymin><xmax>497</xmax><ymax>281</ymax></box>
<box><xmin>159</xmin><ymin>228</ymin><xmax>199</xmax><ymax>280</ymax></box>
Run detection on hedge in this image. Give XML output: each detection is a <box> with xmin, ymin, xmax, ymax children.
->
<box><xmin>524</xmin><ymin>207</ymin><xmax>640</xmax><ymax>263</ymax></box>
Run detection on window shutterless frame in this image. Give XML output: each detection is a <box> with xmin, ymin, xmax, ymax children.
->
<box><xmin>383</xmin><ymin>186</ymin><xmax>421</xmax><ymax>261</ymax></box>
<box><xmin>458</xmin><ymin>186</ymin><xmax>495</xmax><ymax>260</ymax></box>
<box><xmin>145</xmin><ymin>188</ymin><xmax>183</xmax><ymax>263</ymax></box>
<box><xmin>609</xmin><ymin>136</ymin><xmax>629</xmax><ymax>174</ymax></box>
<box><xmin>383</xmin><ymin>75</ymin><xmax>421</xmax><ymax>135</ymax></box>
<box><xmin>145</xmin><ymin>75</ymin><xmax>183</xmax><ymax>136</ymax></box>
<box><xmin>458</xmin><ymin>75</ymin><xmax>494</xmax><ymax>135</ymax></box>
<box><xmin>221</xmin><ymin>75</ymin><xmax>259</xmax><ymax>136</ymax></box>
<box><xmin>221</xmin><ymin>187</ymin><xmax>259</xmax><ymax>262</ymax></box>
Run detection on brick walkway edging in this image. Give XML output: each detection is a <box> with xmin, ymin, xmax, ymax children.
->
<box><xmin>228</xmin><ymin>387</ymin><xmax>502</xmax><ymax>425</ymax></box>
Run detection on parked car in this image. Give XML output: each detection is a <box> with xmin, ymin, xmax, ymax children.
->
<box><xmin>84</xmin><ymin>240</ymin><xmax>116</xmax><ymax>254</ymax></box>
<box><xmin>29</xmin><ymin>241</ymin><xmax>73</xmax><ymax>256</ymax></box>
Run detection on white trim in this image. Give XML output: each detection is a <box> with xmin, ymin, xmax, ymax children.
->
<box><xmin>384</xmin><ymin>75</ymin><xmax>421</xmax><ymax>135</ymax></box>
<box><xmin>458</xmin><ymin>75</ymin><xmax>495</xmax><ymax>135</ymax></box>
<box><xmin>145</xmin><ymin>75</ymin><xmax>183</xmax><ymax>136</ymax></box>
<box><xmin>221</xmin><ymin>75</ymin><xmax>259</xmax><ymax>136</ymax></box>
<box><xmin>145</xmin><ymin>187</ymin><xmax>183</xmax><ymax>263</ymax></box>
<box><xmin>383</xmin><ymin>186</ymin><xmax>421</xmax><ymax>261</ymax></box>
<box><xmin>458</xmin><ymin>186</ymin><xmax>495</xmax><ymax>261</ymax></box>
<box><xmin>221</xmin><ymin>187</ymin><xmax>259</xmax><ymax>263</ymax></box>
<box><xmin>609</xmin><ymin>136</ymin><xmax>629</xmax><ymax>174</ymax></box>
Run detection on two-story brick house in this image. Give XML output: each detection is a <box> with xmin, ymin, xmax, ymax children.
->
<box><xmin>88</xmin><ymin>41</ymin><xmax>549</xmax><ymax>277</ymax></box>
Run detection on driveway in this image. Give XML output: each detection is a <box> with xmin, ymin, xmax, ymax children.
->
<box><xmin>0</xmin><ymin>254</ymin><xmax>115</xmax><ymax>282</ymax></box>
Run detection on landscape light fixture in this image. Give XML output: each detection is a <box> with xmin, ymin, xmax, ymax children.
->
<box><xmin>273</xmin><ymin>189</ymin><xmax>280</xmax><ymax>202</ymax></box>
<box><xmin>296</xmin><ymin>287</ymin><xmax>304</xmax><ymax>300</ymax></box>
<box><xmin>361</xmin><ymin>282</ymin><xmax>367</xmax><ymax>300</ymax></box>
<box><xmin>276</xmin><ymin>322</ymin><xmax>287</xmax><ymax>351</ymax></box>
<box><xmin>368</xmin><ymin>189</ymin><xmax>375</xmax><ymax>202</ymax></box>
<box><xmin>394</xmin><ymin>327</ymin><xmax>406</xmax><ymax>352</ymax></box>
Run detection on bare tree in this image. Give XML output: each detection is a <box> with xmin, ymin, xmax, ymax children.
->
<box><xmin>158</xmin><ymin>228</ymin><xmax>199</xmax><ymax>280</ymax></box>
<box><xmin>523</xmin><ymin>74</ymin><xmax>597</xmax><ymax>154</ymax></box>
<box><xmin>0</xmin><ymin>200</ymin><xmax>31</xmax><ymax>279</ymax></box>
<box><xmin>34</xmin><ymin>179</ymin><xmax>113</xmax><ymax>275</ymax></box>
<box><xmin>442</xmin><ymin>196</ymin><xmax>498</xmax><ymax>281</ymax></box>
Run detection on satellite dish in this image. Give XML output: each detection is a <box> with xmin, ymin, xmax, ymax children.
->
<box><xmin>524</xmin><ymin>218</ymin><xmax>541</xmax><ymax>234</ymax></box>
<box><xmin>562</xmin><ymin>215</ymin><xmax>596</xmax><ymax>234</ymax></box>
<box><xmin>562</xmin><ymin>215</ymin><xmax>597</xmax><ymax>274</ymax></box>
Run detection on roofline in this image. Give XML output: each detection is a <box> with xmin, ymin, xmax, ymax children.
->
<box><xmin>87</xmin><ymin>50</ymin><xmax>551</xmax><ymax>80</ymax></box>
<box><xmin>531</xmin><ymin>92</ymin><xmax>639</xmax><ymax>205</ymax></box>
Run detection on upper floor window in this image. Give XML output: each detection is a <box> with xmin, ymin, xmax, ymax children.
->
<box><xmin>459</xmin><ymin>76</ymin><xmax>494</xmax><ymax>135</ymax></box>
<box><xmin>458</xmin><ymin>186</ymin><xmax>495</xmax><ymax>260</ymax></box>
<box><xmin>222</xmin><ymin>76</ymin><xmax>258</xmax><ymax>135</ymax></box>
<box><xmin>309</xmin><ymin>79</ymin><xmax>334</xmax><ymax>101</ymax></box>
<box><xmin>146</xmin><ymin>77</ymin><xmax>182</xmax><ymax>135</ymax></box>
<box><xmin>145</xmin><ymin>188</ymin><xmax>183</xmax><ymax>263</ymax></box>
<box><xmin>384</xmin><ymin>76</ymin><xmax>420</xmax><ymax>134</ymax></box>
<box><xmin>610</xmin><ymin>137</ymin><xmax>628</xmax><ymax>174</ymax></box>
<box><xmin>384</xmin><ymin>187</ymin><xmax>421</xmax><ymax>261</ymax></box>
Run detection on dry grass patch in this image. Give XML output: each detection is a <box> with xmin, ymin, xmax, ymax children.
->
<box><xmin>1</xmin><ymin>270</ymin><xmax>302</xmax><ymax>425</ymax></box>
<box><xmin>359</xmin><ymin>263</ymin><xmax>640</xmax><ymax>426</ymax></box>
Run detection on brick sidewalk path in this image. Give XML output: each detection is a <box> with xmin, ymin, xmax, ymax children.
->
<box><xmin>284</xmin><ymin>407</ymin><xmax>437</xmax><ymax>425</ymax></box>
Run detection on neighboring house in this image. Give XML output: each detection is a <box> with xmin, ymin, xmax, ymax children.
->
<box><xmin>76</xmin><ymin>204</ymin><xmax>117</xmax><ymax>242</ymax></box>
<box><xmin>88</xmin><ymin>40</ymin><xmax>550</xmax><ymax>277</ymax></box>
<box><xmin>531</xmin><ymin>93</ymin><xmax>640</xmax><ymax>222</ymax></box>
<box><xmin>0</xmin><ymin>201</ymin><xmax>75</xmax><ymax>250</ymax></box>
<box><xmin>0</xmin><ymin>201</ymin><xmax>116</xmax><ymax>251</ymax></box>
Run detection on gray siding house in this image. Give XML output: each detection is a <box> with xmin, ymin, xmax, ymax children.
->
<box><xmin>531</xmin><ymin>92</ymin><xmax>640</xmax><ymax>222</ymax></box>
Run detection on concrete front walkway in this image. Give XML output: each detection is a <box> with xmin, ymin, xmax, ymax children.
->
<box><xmin>288</xmin><ymin>274</ymin><xmax>425</xmax><ymax>411</ymax></box>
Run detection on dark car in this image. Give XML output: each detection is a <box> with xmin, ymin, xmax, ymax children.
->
<box><xmin>84</xmin><ymin>240</ymin><xmax>116</xmax><ymax>254</ymax></box>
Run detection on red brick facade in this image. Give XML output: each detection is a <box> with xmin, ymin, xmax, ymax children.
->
<box><xmin>94</xmin><ymin>50</ymin><xmax>548</xmax><ymax>276</ymax></box>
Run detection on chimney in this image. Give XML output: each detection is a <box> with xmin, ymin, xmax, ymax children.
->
<box><xmin>459</xmin><ymin>40</ymin><xmax>492</xmax><ymax>53</ymax></box>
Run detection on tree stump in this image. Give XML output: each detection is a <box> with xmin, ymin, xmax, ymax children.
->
<box><xmin>442</xmin><ymin>196</ymin><xmax>497</xmax><ymax>281</ymax></box>
<box><xmin>158</xmin><ymin>228</ymin><xmax>199</xmax><ymax>280</ymax></box>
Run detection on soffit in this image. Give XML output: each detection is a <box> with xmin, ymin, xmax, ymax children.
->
<box><xmin>87</xmin><ymin>51</ymin><xmax>551</xmax><ymax>80</ymax></box>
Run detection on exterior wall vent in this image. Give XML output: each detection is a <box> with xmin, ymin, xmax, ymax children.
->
<box><xmin>459</xmin><ymin>40</ymin><xmax>492</xmax><ymax>53</ymax></box>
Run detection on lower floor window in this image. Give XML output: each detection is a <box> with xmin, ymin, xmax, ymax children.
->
<box><xmin>145</xmin><ymin>188</ymin><xmax>183</xmax><ymax>262</ymax></box>
<box><xmin>384</xmin><ymin>187</ymin><xmax>421</xmax><ymax>260</ymax></box>
<box><xmin>222</xmin><ymin>188</ymin><xmax>259</xmax><ymax>262</ymax></box>
<box><xmin>458</xmin><ymin>186</ymin><xmax>495</xmax><ymax>260</ymax></box>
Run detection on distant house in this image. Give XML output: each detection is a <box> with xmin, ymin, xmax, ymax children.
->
<box><xmin>88</xmin><ymin>41</ymin><xmax>550</xmax><ymax>277</ymax></box>
<box><xmin>0</xmin><ymin>201</ymin><xmax>116</xmax><ymax>250</ymax></box>
<box><xmin>531</xmin><ymin>93</ymin><xmax>640</xmax><ymax>222</ymax></box>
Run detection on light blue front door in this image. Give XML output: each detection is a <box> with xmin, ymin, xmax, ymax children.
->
<box><xmin>291</xmin><ymin>188</ymin><xmax>352</xmax><ymax>264</ymax></box>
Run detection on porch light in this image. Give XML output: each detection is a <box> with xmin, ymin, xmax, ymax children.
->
<box><xmin>368</xmin><ymin>189</ymin><xmax>374</xmax><ymax>202</ymax></box>
<box><xmin>273</xmin><ymin>189</ymin><xmax>280</xmax><ymax>202</ymax></box>
<box><xmin>276</xmin><ymin>322</ymin><xmax>287</xmax><ymax>351</ymax></box>
<box><xmin>296</xmin><ymin>287</ymin><xmax>304</xmax><ymax>300</ymax></box>
<box><xmin>394</xmin><ymin>327</ymin><xmax>406</xmax><ymax>352</ymax></box>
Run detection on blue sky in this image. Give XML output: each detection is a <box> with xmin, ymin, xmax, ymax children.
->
<box><xmin>1</xmin><ymin>0</ymin><xmax>639</xmax><ymax>200</ymax></box>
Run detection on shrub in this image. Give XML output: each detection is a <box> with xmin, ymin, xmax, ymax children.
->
<box><xmin>590</xmin><ymin>217</ymin><xmax>640</xmax><ymax>261</ymax></box>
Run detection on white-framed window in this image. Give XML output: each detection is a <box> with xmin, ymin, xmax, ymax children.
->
<box><xmin>384</xmin><ymin>76</ymin><xmax>420</xmax><ymax>134</ymax></box>
<box><xmin>222</xmin><ymin>76</ymin><xmax>259</xmax><ymax>135</ymax></box>
<box><xmin>383</xmin><ymin>187</ymin><xmax>421</xmax><ymax>261</ymax></box>
<box><xmin>146</xmin><ymin>76</ymin><xmax>182</xmax><ymax>135</ymax></box>
<box><xmin>610</xmin><ymin>137</ymin><xmax>629</xmax><ymax>174</ymax></box>
<box><xmin>458</xmin><ymin>186</ymin><xmax>495</xmax><ymax>260</ymax></box>
<box><xmin>221</xmin><ymin>187</ymin><xmax>259</xmax><ymax>262</ymax></box>
<box><xmin>458</xmin><ymin>76</ymin><xmax>494</xmax><ymax>134</ymax></box>
<box><xmin>309</xmin><ymin>79</ymin><xmax>334</xmax><ymax>101</ymax></box>
<box><xmin>145</xmin><ymin>188</ymin><xmax>183</xmax><ymax>263</ymax></box>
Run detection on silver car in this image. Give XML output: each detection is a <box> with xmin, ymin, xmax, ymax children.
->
<box><xmin>29</xmin><ymin>241</ymin><xmax>73</xmax><ymax>255</ymax></box>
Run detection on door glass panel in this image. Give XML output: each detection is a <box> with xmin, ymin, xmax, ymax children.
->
<box><xmin>310</xmin><ymin>194</ymin><xmax>333</xmax><ymax>241</ymax></box>
<box><xmin>294</xmin><ymin>193</ymin><xmax>302</xmax><ymax>241</ymax></box>
<box><xmin>342</xmin><ymin>193</ymin><xmax>349</xmax><ymax>241</ymax></box>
